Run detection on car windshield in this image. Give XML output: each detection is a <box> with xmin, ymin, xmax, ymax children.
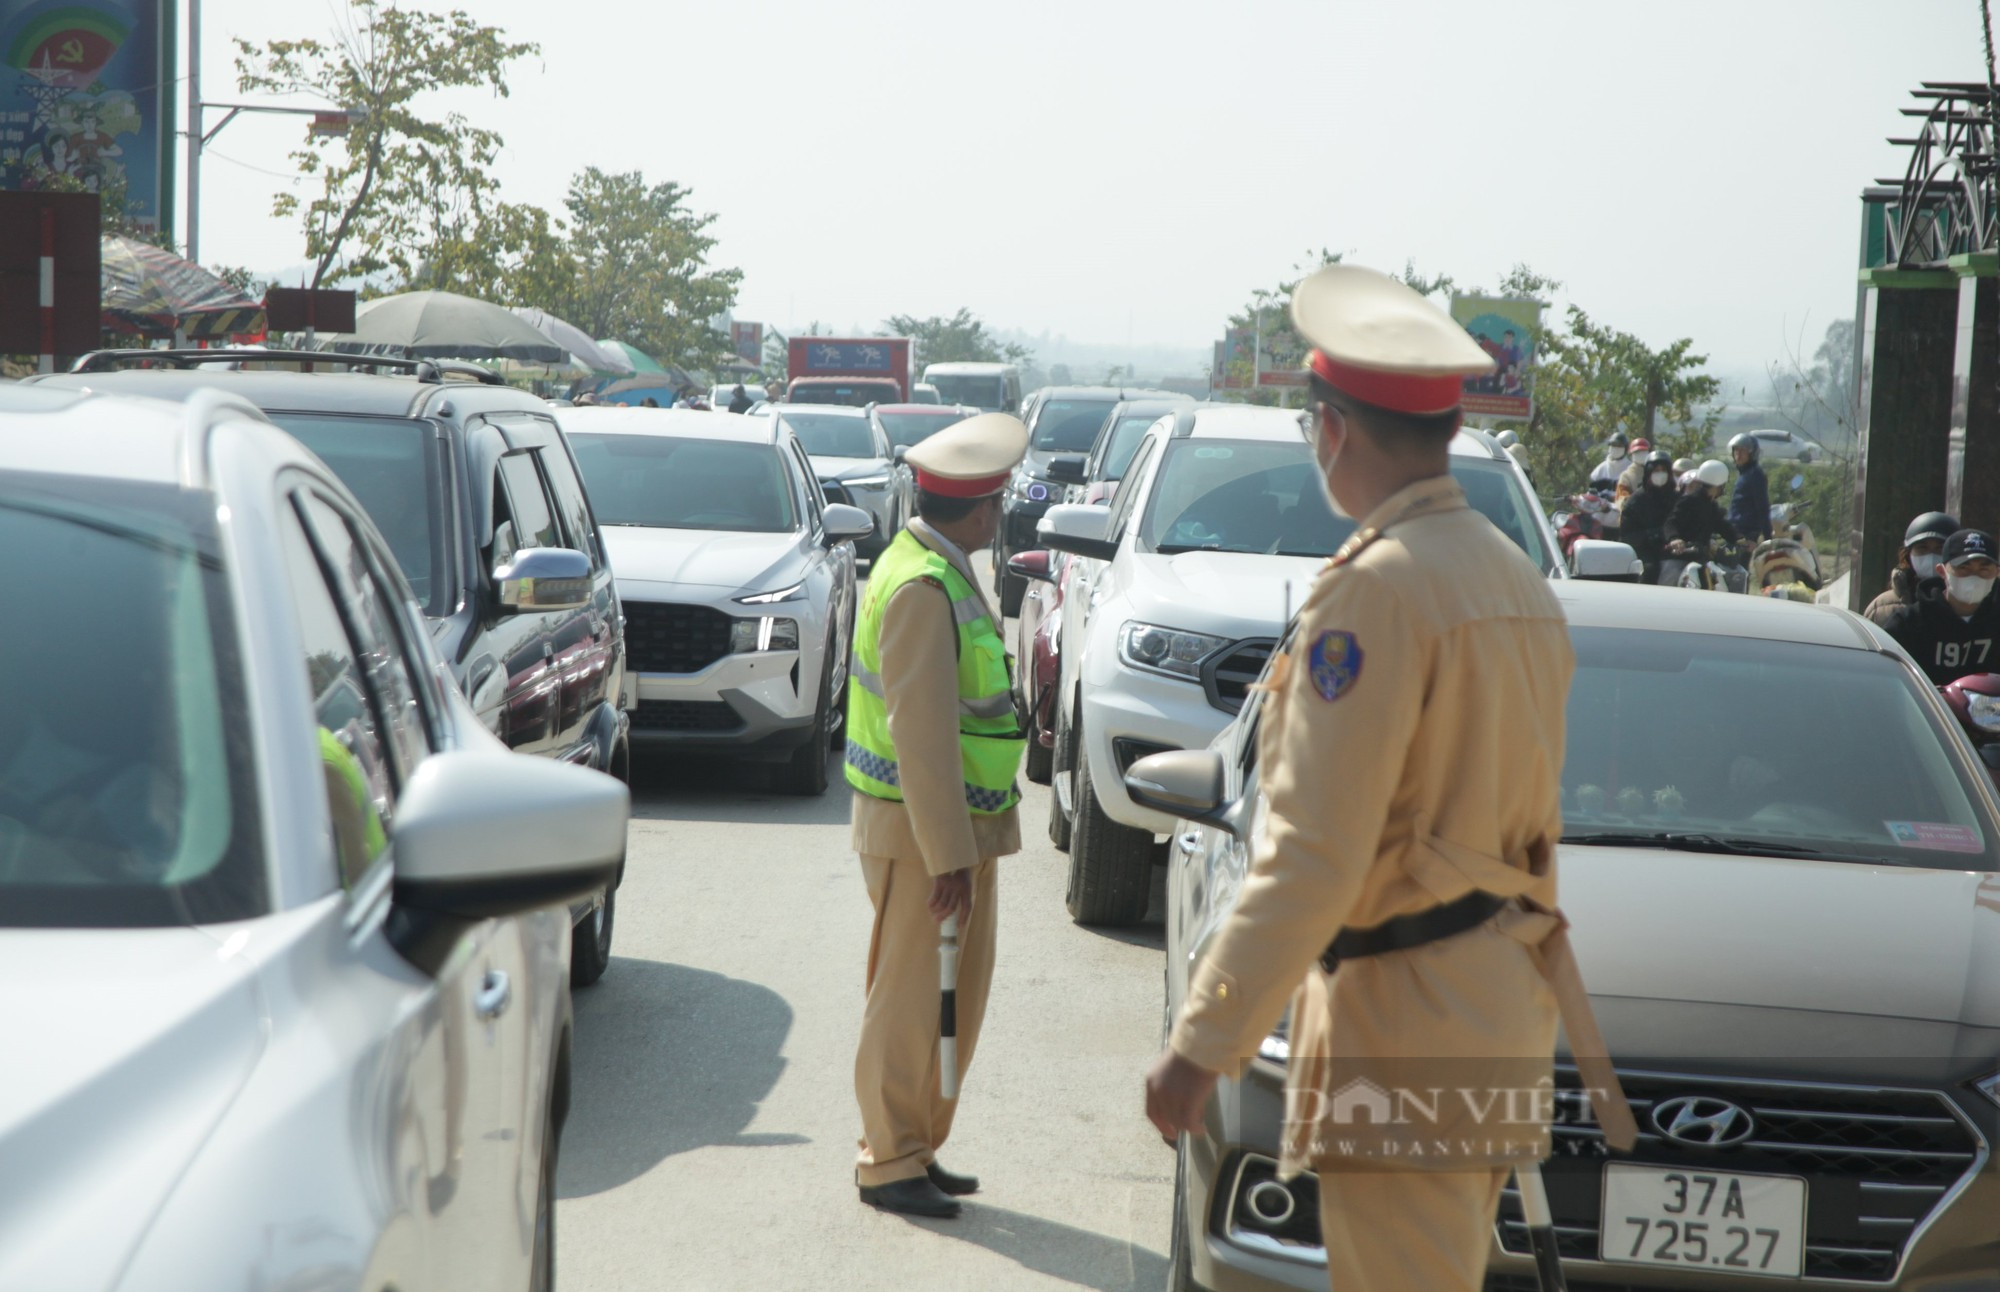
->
<box><xmin>879</xmin><ymin>411</ymin><xmax>970</xmax><ymax>449</ymax></box>
<box><xmin>780</xmin><ymin>413</ymin><xmax>876</xmax><ymax>458</ymax></box>
<box><xmin>267</xmin><ymin>413</ymin><xmax>449</xmax><ymax>615</ymax></box>
<box><xmin>1139</xmin><ymin>440</ymin><xmax>1551</xmax><ymax>566</ymax></box>
<box><xmin>1032</xmin><ymin>399</ymin><xmax>1117</xmax><ymax>452</ymax></box>
<box><xmin>930</xmin><ymin>374</ymin><xmax>1004</xmax><ymax>409</ymax></box>
<box><xmin>0</xmin><ymin>473</ymin><xmax>262</xmax><ymax>927</ymax></box>
<box><xmin>1099</xmin><ymin>412</ymin><xmax>1170</xmax><ymax>480</ymax></box>
<box><xmin>790</xmin><ymin>381</ymin><xmax>898</xmax><ymax>408</ymax></box>
<box><xmin>568</xmin><ymin>434</ymin><xmax>797</xmax><ymax>533</ymax></box>
<box><xmin>1562</xmin><ymin>629</ymin><xmax>1994</xmax><ymax>870</ymax></box>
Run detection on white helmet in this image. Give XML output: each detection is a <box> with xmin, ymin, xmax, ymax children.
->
<box><xmin>1673</xmin><ymin>457</ymin><xmax>1696</xmax><ymax>474</ymax></box>
<box><xmin>1696</xmin><ymin>459</ymin><xmax>1730</xmax><ymax>488</ymax></box>
<box><xmin>1493</xmin><ymin>429</ymin><xmax>1519</xmax><ymax>448</ymax></box>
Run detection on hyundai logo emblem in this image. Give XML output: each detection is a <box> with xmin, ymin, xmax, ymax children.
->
<box><xmin>1651</xmin><ymin>1096</ymin><xmax>1756</xmax><ymax>1148</ymax></box>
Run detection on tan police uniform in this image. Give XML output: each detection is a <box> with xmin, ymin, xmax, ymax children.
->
<box><xmin>851</xmin><ymin>416</ymin><xmax>1028</xmax><ymax>1194</ymax></box>
<box><xmin>1167</xmin><ymin>265</ymin><xmax>1635</xmax><ymax>1292</ymax></box>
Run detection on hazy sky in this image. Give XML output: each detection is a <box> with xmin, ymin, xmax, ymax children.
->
<box><xmin>190</xmin><ymin>0</ymin><xmax>1986</xmax><ymax>380</ymax></box>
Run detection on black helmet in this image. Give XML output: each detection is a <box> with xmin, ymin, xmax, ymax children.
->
<box><xmin>1727</xmin><ymin>432</ymin><xmax>1760</xmax><ymax>463</ymax></box>
<box><xmin>1905</xmin><ymin>511</ymin><xmax>1959</xmax><ymax>548</ymax></box>
<box><xmin>1606</xmin><ymin>431</ymin><xmax>1628</xmax><ymax>449</ymax></box>
<box><xmin>1644</xmin><ymin>448</ymin><xmax>1673</xmax><ymax>468</ymax></box>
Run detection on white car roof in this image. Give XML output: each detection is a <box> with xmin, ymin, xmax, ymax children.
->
<box><xmin>775</xmin><ymin>403</ymin><xmax>867</xmax><ymax>419</ymax></box>
<box><xmin>0</xmin><ymin>384</ymin><xmax>248</xmax><ymax>484</ymax></box>
<box><xmin>552</xmin><ymin>405</ymin><xmax>777</xmax><ymax>444</ymax></box>
<box><xmin>1179</xmin><ymin>403</ymin><xmax>1508</xmax><ymax>462</ymax></box>
<box><xmin>1555</xmin><ymin>580</ymin><xmax>1892</xmax><ymax>652</ymax></box>
<box><xmin>923</xmin><ymin>362</ymin><xmax>1012</xmax><ymax>375</ymax></box>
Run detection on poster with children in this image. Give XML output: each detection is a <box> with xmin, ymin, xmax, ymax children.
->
<box><xmin>1452</xmin><ymin>295</ymin><xmax>1541</xmax><ymax>420</ymax></box>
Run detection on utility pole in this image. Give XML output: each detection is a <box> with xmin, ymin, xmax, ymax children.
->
<box><xmin>185</xmin><ymin>0</ymin><xmax>200</xmax><ymax>263</ymax></box>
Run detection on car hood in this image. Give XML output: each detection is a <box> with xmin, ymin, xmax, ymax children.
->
<box><xmin>1561</xmin><ymin>847</ymin><xmax>2000</xmax><ymax>1079</ymax></box>
<box><xmin>0</xmin><ymin>926</ymin><xmax>266</xmax><ymax>1290</ymax></box>
<box><xmin>602</xmin><ymin>525</ymin><xmax>805</xmax><ymax>594</ymax></box>
<box><xmin>1126</xmin><ymin>551</ymin><xmax>1322</xmax><ymax>639</ymax></box>
<box><xmin>808</xmin><ymin>455</ymin><xmax>890</xmax><ymax>481</ymax></box>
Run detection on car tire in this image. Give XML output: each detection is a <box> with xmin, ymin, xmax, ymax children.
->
<box><xmin>570</xmin><ymin>883</ymin><xmax>615</xmax><ymax>988</ymax></box>
<box><xmin>827</xmin><ymin>624</ymin><xmax>852</xmax><ymax>751</ymax></box>
<box><xmin>1048</xmin><ymin>696</ymin><xmax>1076</xmax><ymax>852</ymax></box>
<box><xmin>1024</xmin><ymin>731</ymin><xmax>1053</xmax><ymax>785</ymax></box>
<box><xmin>775</xmin><ymin>647</ymin><xmax>833</xmax><ymax>796</ymax></box>
<box><xmin>1066</xmin><ymin>739</ymin><xmax>1154</xmax><ymax>927</ymax></box>
<box><xmin>998</xmin><ymin>568</ymin><xmax>1026</xmax><ymax>619</ymax></box>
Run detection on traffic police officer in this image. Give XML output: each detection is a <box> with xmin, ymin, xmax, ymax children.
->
<box><xmin>1144</xmin><ymin>264</ymin><xmax>1635</xmax><ymax>1291</ymax></box>
<box><xmin>846</xmin><ymin>412</ymin><xmax>1030</xmax><ymax>1219</ymax></box>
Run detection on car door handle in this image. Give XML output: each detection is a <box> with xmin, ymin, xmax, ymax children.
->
<box><xmin>1177</xmin><ymin>832</ymin><xmax>1202</xmax><ymax>853</ymax></box>
<box><xmin>474</xmin><ymin>969</ymin><xmax>512</xmax><ymax>1020</ymax></box>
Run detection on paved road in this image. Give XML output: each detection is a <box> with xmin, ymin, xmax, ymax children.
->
<box><xmin>556</xmin><ymin>604</ymin><xmax>1174</xmax><ymax>1288</ymax></box>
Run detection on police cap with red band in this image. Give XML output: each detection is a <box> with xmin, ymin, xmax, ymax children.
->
<box><xmin>905</xmin><ymin>411</ymin><xmax>1029</xmax><ymax>499</ymax></box>
<box><xmin>1291</xmin><ymin>264</ymin><xmax>1495</xmax><ymax>417</ymax></box>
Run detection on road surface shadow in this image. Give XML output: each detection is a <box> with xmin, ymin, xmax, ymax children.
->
<box><xmin>627</xmin><ymin>750</ymin><xmax>855</xmax><ymax>827</ymax></box>
<box><xmin>904</xmin><ymin>1203</ymin><xmax>1169</xmax><ymax>1291</ymax></box>
<box><xmin>558</xmin><ymin>957</ymin><xmax>806</xmax><ymax>1199</ymax></box>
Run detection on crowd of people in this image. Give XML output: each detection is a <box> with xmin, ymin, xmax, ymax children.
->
<box><xmin>1865</xmin><ymin>511</ymin><xmax>2000</xmax><ymax>686</ymax></box>
<box><xmin>1575</xmin><ymin>430</ymin><xmax>1781</xmax><ymax>588</ymax></box>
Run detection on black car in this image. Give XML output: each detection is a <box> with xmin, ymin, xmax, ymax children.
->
<box><xmin>995</xmin><ymin>385</ymin><xmax>1184</xmax><ymax>615</ymax></box>
<box><xmin>36</xmin><ymin>351</ymin><xmax>631</xmax><ymax>986</ymax></box>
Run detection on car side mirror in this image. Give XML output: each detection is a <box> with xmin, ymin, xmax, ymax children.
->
<box><xmin>823</xmin><ymin>502</ymin><xmax>875</xmax><ymax>545</ymax></box>
<box><xmin>388</xmin><ymin>749</ymin><xmax>628</xmax><ymax>972</ymax></box>
<box><xmin>1007</xmin><ymin>549</ymin><xmax>1054</xmax><ymax>583</ymax></box>
<box><xmin>1570</xmin><ymin>538</ymin><xmax>1643</xmax><ymax>582</ymax></box>
<box><xmin>1037</xmin><ymin>503</ymin><xmax>1117</xmax><ymax>562</ymax></box>
<box><xmin>1044</xmin><ymin>455</ymin><xmax>1087</xmax><ymax>486</ymax></box>
<box><xmin>494</xmin><ymin>547</ymin><xmax>592</xmax><ymax>613</ymax></box>
<box><xmin>1123</xmin><ymin>750</ymin><xmax>1240</xmax><ymax>837</ymax></box>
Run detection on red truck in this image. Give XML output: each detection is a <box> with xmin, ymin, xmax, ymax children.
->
<box><xmin>785</xmin><ymin>336</ymin><xmax>912</xmax><ymax>405</ymax></box>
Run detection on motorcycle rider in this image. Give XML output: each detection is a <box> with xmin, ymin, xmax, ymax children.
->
<box><xmin>1588</xmin><ymin>431</ymin><xmax>1630</xmax><ymax>489</ymax></box>
<box><xmin>1614</xmin><ymin>436</ymin><xmax>1652</xmax><ymax>500</ymax></box>
<box><xmin>1727</xmin><ymin>432</ymin><xmax>1772</xmax><ymax>542</ymax></box>
<box><xmin>1665</xmin><ymin>459</ymin><xmax>1740</xmax><ymax>564</ymax></box>
<box><xmin>1881</xmin><ymin>528</ymin><xmax>2000</xmax><ymax>685</ymax></box>
<box><xmin>1618</xmin><ymin>449</ymin><xmax>1678</xmax><ymax>584</ymax></box>
<box><xmin>1864</xmin><ymin>510</ymin><xmax>1957</xmax><ymax>626</ymax></box>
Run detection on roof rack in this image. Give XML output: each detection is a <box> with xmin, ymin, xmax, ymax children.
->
<box><xmin>65</xmin><ymin>348</ymin><xmax>505</xmax><ymax>387</ymax></box>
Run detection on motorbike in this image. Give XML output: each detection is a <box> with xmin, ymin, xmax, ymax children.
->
<box><xmin>1938</xmin><ymin>672</ymin><xmax>2000</xmax><ymax>785</ymax></box>
<box><xmin>1748</xmin><ymin>503</ymin><xmax>1823</xmax><ymax>601</ymax></box>
<box><xmin>1551</xmin><ymin>489</ymin><xmax>1619</xmax><ymax>561</ymax></box>
<box><xmin>1666</xmin><ymin>537</ymin><xmax>1751</xmax><ymax>593</ymax></box>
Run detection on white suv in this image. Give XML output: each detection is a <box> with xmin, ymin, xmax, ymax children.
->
<box><xmin>1038</xmin><ymin>403</ymin><xmax>1563</xmax><ymax>925</ymax></box>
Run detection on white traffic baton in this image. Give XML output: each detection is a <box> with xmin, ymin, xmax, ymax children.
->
<box><xmin>1514</xmin><ymin>1161</ymin><xmax>1568</xmax><ymax>1292</ymax></box>
<box><xmin>937</xmin><ymin>912</ymin><xmax>961</xmax><ymax>1099</ymax></box>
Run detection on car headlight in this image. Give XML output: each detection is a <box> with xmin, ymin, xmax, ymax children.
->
<box><xmin>1117</xmin><ymin>621</ymin><xmax>1231</xmax><ymax>681</ymax></box>
<box><xmin>1976</xmin><ymin>1069</ymin><xmax>2000</xmax><ymax>1111</ymax></box>
<box><xmin>737</xmin><ymin>580</ymin><xmax>806</xmax><ymax>605</ymax></box>
<box><xmin>1968</xmin><ymin>695</ymin><xmax>2000</xmax><ymax>731</ymax></box>
<box><xmin>729</xmin><ymin>616</ymin><xmax>800</xmax><ymax>653</ymax></box>
<box><xmin>843</xmin><ymin>474</ymin><xmax>891</xmax><ymax>489</ymax></box>
<box><xmin>1012</xmin><ymin>470</ymin><xmax>1052</xmax><ymax>503</ymax></box>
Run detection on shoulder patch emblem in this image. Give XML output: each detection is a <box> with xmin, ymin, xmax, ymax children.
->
<box><xmin>1307</xmin><ymin>630</ymin><xmax>1363</xmax><ymax>701</ymax></box>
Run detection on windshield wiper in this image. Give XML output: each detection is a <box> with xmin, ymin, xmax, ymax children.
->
<box><xmin>1155</xmin><ymin>541</ymin><xmax>1227</xmax><ymax>554</ymax></box>
<box><xmin>1273</xmin><ymin>549</ymin><xmax>1334</xmax><ymax>559</ymax></box>
<box><xmin>1560</xmin><ymin>832</ymin><xmax>1901</xmax><ymax>863</ymax></box>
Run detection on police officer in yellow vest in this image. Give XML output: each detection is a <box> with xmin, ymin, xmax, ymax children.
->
<box><xmin>847</xmin><ymin>411</ymin><xmax>1030</xmax><ymax>1219</ymax></box>
<box><xmin>1144</xmin><ymin>265</ymin><xmax>1635</xmax><ymax>1291</ymax></box>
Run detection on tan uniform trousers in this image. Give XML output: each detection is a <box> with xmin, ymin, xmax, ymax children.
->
<box><xmin>1318</xmin><ymin>1167</ymin><xmax>1509</xmax><ymax>1292</ymax></box>
<box><xmin>853</xmin><ymin>851</ymin><xmax>997</xmax><ymax>1187</ymax></box>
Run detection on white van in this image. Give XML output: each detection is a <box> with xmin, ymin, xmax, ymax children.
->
<box><xmin>921</xmin><ymin>361</ymin><xmax>1022</xmax><ymax>414</ymax></box>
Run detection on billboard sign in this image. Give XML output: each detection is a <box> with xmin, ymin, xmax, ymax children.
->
<box><xmin>731</xmin><ymin>321</ymin><xmax>763</xmax><ymax>365</ymax></box>
<box><xmin>804</xmin><ymin>340</ymin><xmax>895</xmax><ymax>372</ymax></box>
<box><xmin>1216</xmin><ymin>327</ymin><xmax>1254</xmax><ymax>389</ymax></box>
<box><xmin>1452</xmin><ymin>295</ymin><xmax>1541</xmax><ymax>420</ymax></box>
<box><xmin>0</xmin><ymin>0</ymin><xmax>172</xmax><ymax>233</ymax></box>
<box><xmin>1255</xmin><ymin>309</ymin><xmax>1309</xmax><ymax>387</ymax></box>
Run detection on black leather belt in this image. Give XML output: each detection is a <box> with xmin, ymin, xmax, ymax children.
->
<box><xmin>1319</xmin><ymin>890</ymin><xmax>1508</xmax><ymax>972</ymax></box>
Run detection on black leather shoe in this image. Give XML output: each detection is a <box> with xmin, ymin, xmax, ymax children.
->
<box><xmin>925</xmin><ymin>1161</ymin><xmax>979</xmax><ymax>1196</ymax></box>
<box><xmin>859</xmin><ymin>1176</ymin><xmax>962</xmax><ymax>1218</ymax></box>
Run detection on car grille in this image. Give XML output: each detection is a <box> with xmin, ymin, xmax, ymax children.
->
<box><xmin>624</xmin><ymin>601</ymin><xmax>735</xmax><ymax>674</ymax></box>
<box><xmin>631</xmin><ymin>700</ymin><xmax>742</xmax><ymax>732</ymax></box>
<box><xmin>1202</xmin><ymin>638</ymin><xmax>1275</xmax><ymax>714</ymax></box>
<box><xmin>1490</xmin><ymin>1067</ymin><xmax>1984</xmax><ymax>1282</ymax></box>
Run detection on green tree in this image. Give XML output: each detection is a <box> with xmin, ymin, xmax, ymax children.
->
<box><xmin>1521</xmin><ymin>307</ymin><xmax>1720</xmax><ymax>492</ymax></box>
<box><xmin>1220</xmin><ymin>249</ymin><xmax>1341</xmax><ymax>406</ymax></box>
<box><xmin>408</xmin><ymin>201</ymin><xmax>567</xmax><ymax>304</ymax></box>
<box><xmin>234</xmin><ymin>1</ymin><xmax>537</xmax><ymax>289</ymax></box>
<box><xmin>882</xmin><ymin>309</ymin><xmax>1032</xmax><ymax>368</ymax></box>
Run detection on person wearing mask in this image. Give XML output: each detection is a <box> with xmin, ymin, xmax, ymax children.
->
<box><xmin>1864</xmin><ymin>511</ymin><xmax>1957</xmax><ymax>625</ymax></box>
<box><xmin>1618</xmin><ymin>449</ymin><xmax>1678</xmax><ymax>583</ymax></box>
<box><xmin>1664</xmin><ymin>459</ymin><xmax>1740</xmax><ymax>556</ymax></box>
<box><xmin>728</xmin><ymin>383</ymin><xmax>753</xmax><ymax>414</ymax></box>
<box><xmin>1726</xmin><ymin>433</ymin><xmax>1772</xmax><ymax>542</ymax></box>
<box><xmin>1587</xmin><ymin>431</ymin><xmax>1629</xmax><ymax>489</ymax></box>
<box><xmin>1613</xmin><ymin>436</ymin><xmax>1652</xmax><ymax>500</ymax></box>
<box><xmin>1881</xmin><ymin>529</ymin><xmax>2000</xmax><ymax>685</ymax></box>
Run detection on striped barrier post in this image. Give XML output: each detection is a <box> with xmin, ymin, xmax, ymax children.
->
<box><xmin>937</xmin><ymin>913</ymin><xmax>960</xmax><ymax>1099</ymax></box>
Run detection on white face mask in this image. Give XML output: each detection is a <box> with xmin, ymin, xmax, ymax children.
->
<box><xmin>1649</xmin><ymin>471</ymin><xmax>1669</xmax><ymax>488</ymax></box>
<box><xmin>1911</xmin><ymin>552</ymin><xmax>1943</xmax><ymax>580</ymax></box>
<box><xmin>1607</xmin><ymin>446</ymin><xmax>1627</xmax><ymax>461</ymax></box>
<box><xmin>1945</xmin><ymin>569</ymin><xmax>1995</xmax><ymax>604</ymax></box>
<box><xmin>1310</xmin><ymin>416</ymin><xmax>1351</xmax><ymax>519</ymax></box>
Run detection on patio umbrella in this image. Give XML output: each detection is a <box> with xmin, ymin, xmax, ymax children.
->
<box><xmin>596</xmin><ymin>373</ymin><xmax>687</xmax><ymax>405</ymax></box>
<box><xmin>322</xmin><ymin>290</ymin><xmax>568</xmax><ymax>364</ymax></box>
<box><xmin>99</xmin><ymin>235</ymin><xmax>266</xmax><ymax>340</ymax></box>
<box><xmin>511</xmin><ymin>308</ymin><xmax>633</xmax><ymax>376</ymax></box>
<box><xmin>597</xmin><ymin>339</ymin><xmax>667</xmax><ymax>376</ymax></box>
